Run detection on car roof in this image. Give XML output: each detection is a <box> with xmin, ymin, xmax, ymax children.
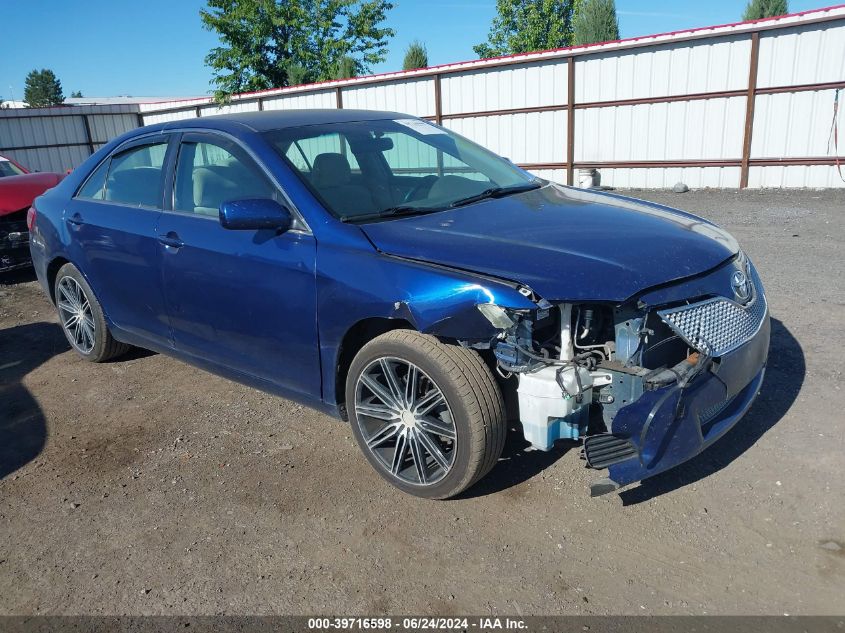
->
<box><xmin>148</xmin><ymin>109</ymin><xmax>414</xmax><ymax>135</ymax></box>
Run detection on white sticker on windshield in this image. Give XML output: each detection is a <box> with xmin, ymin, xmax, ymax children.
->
<box><xmin>0</xmin><ymin>157</ymin><xmax>9</xmax><ymax>162</ymax></box>
<box><xmin>394</xmin><ymin>118</ymin><xmax>445</xmax><ymax>135</ymax></box>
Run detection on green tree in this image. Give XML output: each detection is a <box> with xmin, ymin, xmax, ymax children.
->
<box><xmin>285</xmin><ymin>62</ymin><xmax>312</xmax><ymax>86</ymax></box>
<box><xmin>573</xmin><ymin>0</ymin><xmax>619</xmax><ymax>45</ymax></box>
<box><xmin>473</xmin><ymin>0</ymin><xmax>577</xmax><ymax>59</ymax></box>
<box><xmin>23</xmin><ymin>69</ymin><xmax>64</xmax><ymax>107</ymax></box>
<box><xmin>402</xmin><ymin>40</ymin><xmax>428</xmax><ymax>70</ymax></box>
<box><xmin>742</xmin><ymin>0</ymin><xmax>788</xmax><ymax>20</ymax></box>
<box><xmin>70</xmin><ymin>90</ymin><xmax>83</xmax><ymax>98</ymax></box>
<box><xmin>333</xmin><ymin>55</ymin><xmax>358</xmax><ymax>79</ymax></box>
<box><xmin>200</xmin><ymin>0</ymin><xmax>394</xmax><ymax>102</ymax></box>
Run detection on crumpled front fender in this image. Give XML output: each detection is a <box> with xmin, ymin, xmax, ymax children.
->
<box><xmin>317</xmin><ymin>240</ymin><xmax>538</xmax><ymax>406</ymax></box>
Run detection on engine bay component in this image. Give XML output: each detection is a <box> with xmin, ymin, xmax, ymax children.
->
<box><xmin>515</xmin><ymin>305</ymin><xmax>612</xmax><ymax>450</ymax></box>
<box><xmin>489</xmin><ymin>297</ymin><xmax>705</xmax><ymax>453</ymax></box>
<box><xmin>517</xmin><ymin>364</ymin><xmax>595</xmax><ymax>448</ymax></box>
<box><xmin>492</xmin><ymin>306</ymin><xmax>556</xmax><ymax>373</ymax></box>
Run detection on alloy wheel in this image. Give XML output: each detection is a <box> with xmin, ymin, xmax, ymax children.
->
<box><xmin>57</xmin><ymin>276</ymin><xmax>96</xmax><ymax>354</ymax></box>
<box><xmin>354</xmin><ymin>357</ymin><xmax>457</xmax><ymax>486</ymax></box>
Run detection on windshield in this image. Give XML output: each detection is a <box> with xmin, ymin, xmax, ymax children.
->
<box><xmin>263</xmin><ymin>118</ymin><xmax>538</xmax><ymax>222</ymax></box>
<box><xmin>0</xmin><ymin>157</ymin><xmax>26</xmax><ymax>177</ymax></box>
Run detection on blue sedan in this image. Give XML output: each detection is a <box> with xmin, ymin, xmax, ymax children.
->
<box><xmin>28</xmin><ymin>110</ymin><xmax>769</xmax><ymax>498</ymax></box>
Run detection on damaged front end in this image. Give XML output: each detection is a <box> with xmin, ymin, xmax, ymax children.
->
<box><xmin>475</xmin><ymin>254</ymin><xmax>770</xmax><ymax>496</ymax></box>
<box><xmin>0</xmin><ymin>208</ymin><xmax>31</xmax><ymax>273</ymax></box>
<box><xmin>0</xmin><ymin>171</ymin><xmax>65</xmax><ymax>274</ymax></box>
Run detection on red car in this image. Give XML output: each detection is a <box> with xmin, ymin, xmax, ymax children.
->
<box><xmin>1</xmin><ymin>155</ymin><xmax>66</xmax><ymax>273</ymax></box>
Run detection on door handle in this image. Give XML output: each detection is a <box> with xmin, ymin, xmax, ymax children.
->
<box><xmin>158</xmin><ymin>232</ymin><xmax>184</xmax><ymax>249</ymax></box>
<box><xmin>67</xmin><ymin>213</ymin><xmax>84</xmax><ymax>226</ymax></box>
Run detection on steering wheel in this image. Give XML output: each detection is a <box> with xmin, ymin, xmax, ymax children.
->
<box><xmin>402</xmin><ymin>175</ymin><xmax>439</xmax><ymax>203</ymax></box>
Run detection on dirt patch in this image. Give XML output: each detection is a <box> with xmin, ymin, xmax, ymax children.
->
<box><xmin>0</xmin><ymin>189</ymin><xmax>843</xmax><ymax>615</ymax></box>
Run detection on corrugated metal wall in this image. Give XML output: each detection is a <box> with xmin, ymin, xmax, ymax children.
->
<box><xmin>136</xmin><ymin>5</ymin><xmax>845</xmax><ymax>189</ymax></box>
<box><xmin>749</xmin><ymin>21</ymin><xmax>845</xmax><ymax>187</ymax></box>
<box><xmin>0</xmin><ymin>106</ymin><xmax>140</xmax><ymax>172</ymax></box>
<box><xmin>3</xmin><ymin>6</ymin><xmax>844</xmax><ymax>188</ymax></box>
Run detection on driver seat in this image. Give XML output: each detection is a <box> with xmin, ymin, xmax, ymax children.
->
<box><xmin>311</xmin><ymin>153</ymin><xmax>376</xmax><ymax>216</ymax></box>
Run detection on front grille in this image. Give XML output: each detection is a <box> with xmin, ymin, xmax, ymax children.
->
<box><xmin>656</xmin><ymin>270</ymin><xmax>767</xmax><ymax>358</ymax></box>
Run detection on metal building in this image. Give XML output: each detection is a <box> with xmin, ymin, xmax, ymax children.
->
<box><xmin>2</xmin><ymin>5</ymin><xmax>844</xmax><ymax>188</ymax></box>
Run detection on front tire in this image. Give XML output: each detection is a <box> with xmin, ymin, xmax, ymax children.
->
<box><xmin>54</xmin><ymin>263</ymin><xmax>130</xmax><ymax>362</ymax></box>
<box><xmin>346</xmin><ymin>330</ymin><xmax>506</xmax><ymax>499</ymax></box>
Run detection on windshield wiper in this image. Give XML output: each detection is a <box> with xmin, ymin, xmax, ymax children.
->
<box><xmin>339</xmin><ymin>204</ymin><xmax>444</xmax><ymax>223</ymax></box>
<box><xmin>449</xmin><ymin>181</ymin><xmax>542</xmax><ymax>209</ymax></box>
<box><xmin>339</xmin><ymin>181</ymin><xmax>542</xmax><ymax>222</ymax></box>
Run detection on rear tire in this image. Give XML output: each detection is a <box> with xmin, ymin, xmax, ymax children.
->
<box><xmin>346</xmin><ymin>330</ymin><xmax>506</xmax><ymax>499</ymax></box>
<box><xmin>54</xmin><ymin>263</ymin><xmax>131</xmax><ymax>362</ymax></box>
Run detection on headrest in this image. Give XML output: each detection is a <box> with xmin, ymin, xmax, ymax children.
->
<box><xmin>312</xmin><ymin>153</ymin><xmax>352</xmax><ymax>188</ymax></box>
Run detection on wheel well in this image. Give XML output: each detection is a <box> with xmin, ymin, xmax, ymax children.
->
<box><xmin>335</xmin><ymin>317</ymin><xmax>414</xmax><ymax>418</ymax></box>
<box><xmin>46</xmin><ymin>257</ymin><xmax>70</xmax><ymax>304</ymax></box>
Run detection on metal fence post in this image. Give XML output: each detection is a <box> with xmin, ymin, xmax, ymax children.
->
<box><xmin>566</xmin><ymin>57</ymin><xmax>576</xmax><ymax>186</ymax></box>
<box><xmin>740</xmin><ymin>32</ymin><xmax>761</xmax><ymax>189</ymax></box>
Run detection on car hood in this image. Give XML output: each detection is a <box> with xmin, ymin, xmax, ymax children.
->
<box><xmin>359</xmin><ymin>184</ymin><xmax>739</xmax><ymax>303</ymax></box>
<box><xmin>0</xmin><ymin>172</ymin><xmax>65</xmax><ymax>216</ymax></box>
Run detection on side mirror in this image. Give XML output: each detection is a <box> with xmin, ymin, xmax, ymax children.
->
<box><xmin>219</xmin><ymin>198</ymin><xmax>292</xmax><ymax>232</ymax></box>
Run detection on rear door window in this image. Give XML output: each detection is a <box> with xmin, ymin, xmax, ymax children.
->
<box><xmin>76</xmin><ymin>160</ymin><xmax>110</xmax><ymax>200</ymax></box>
<box><xmin>103</xmin><ymin>142</ymin><xmax>168</xmax><ymax>208</ymax></box>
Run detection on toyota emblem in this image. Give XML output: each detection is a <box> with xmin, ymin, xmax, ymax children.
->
<box><xmin>731</xmin><ymin>270</ymin><xmax>751</xmax><ymax>302</ymax></box>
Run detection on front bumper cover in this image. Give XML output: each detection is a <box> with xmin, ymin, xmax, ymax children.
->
<box><xmin>589</xmin><ymin>307</ymin><xmax>770</xmax><ymax>494</ymax></box>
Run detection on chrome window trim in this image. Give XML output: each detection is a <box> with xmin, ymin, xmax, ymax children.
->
<box><xmin>71</xmin><ymin>197</ymin><xmax>164</xmax><ymax>212</ymax></box>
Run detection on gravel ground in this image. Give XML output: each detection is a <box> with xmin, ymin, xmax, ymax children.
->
<box><xmin>0</xmin><ymin>189</ymin><xmax>843</xmax><ymax>616</ymax></box>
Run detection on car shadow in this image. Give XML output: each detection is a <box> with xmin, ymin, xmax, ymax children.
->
<box><xmin>0</xmin><ymin>267</ymin><xmax>37</xmax><ymax>286</ymax></box>
<box><xmin>0</xmin><ymin>321</ymin><xmax>69</xmax><ymax>479</ymax></box>
<box><xmin>456</xmin><ymin>423</ymin><xmax>576</xmax><ymax>499</ymax></box>
<box><xmin>460</xmin><ymin>317</ymin><xmax>800</xmax><ymax>502</ymax></box>
<box><xmin>111</xmin><ymin>345</ymin><xmax>157</xmax><ymax>362</ymax></box>
<box><xmin>619</xmin><ymin>317</ymin><xmax>802</xmax><ymax>505</ymax></box>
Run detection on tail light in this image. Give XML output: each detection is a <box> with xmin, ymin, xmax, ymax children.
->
<box><xmin>26</xmin><ymin>205</ymin><xmax>36</xmax><ymax>231</ymax></box>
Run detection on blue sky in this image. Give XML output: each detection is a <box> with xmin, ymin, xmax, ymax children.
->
<box><xmin>0</xmin><ymin>0</ymin><xmax>825</xmax><ymax>101</ymax></box>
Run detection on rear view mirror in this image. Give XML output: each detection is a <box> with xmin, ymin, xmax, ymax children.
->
<box><xmin>219</xmin><ymin>199</ymin><xmax>292</xmax><ymax>232</ymax></box>
<box><xmin>350</xmin><ymin>137</ymin><xmax>394</xmax><ymax>153</ymax></box>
